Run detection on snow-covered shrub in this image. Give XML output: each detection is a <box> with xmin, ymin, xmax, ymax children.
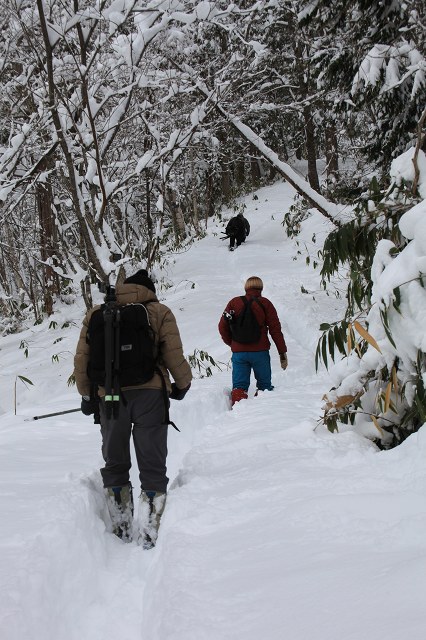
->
<box><xmin>322</xmin><ymin>148</ymin><xmax>426</xmax><ymax>448</ymax></box>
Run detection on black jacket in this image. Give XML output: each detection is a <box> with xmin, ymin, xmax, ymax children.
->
<box><xmin>226</xmin><ymin>215</ymin><xmax>250</xmax><ymax>240</ymax></box>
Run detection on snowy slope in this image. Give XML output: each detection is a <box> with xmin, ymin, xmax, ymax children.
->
<box><xmin>1</xmin><ymin>181</ymin><xmax>426</xmax><ymax>640</ymax></box>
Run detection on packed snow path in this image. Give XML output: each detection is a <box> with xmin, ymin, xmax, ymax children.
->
<box><xmin>1</xmin><ymin>182</ymin><xmax>426</xmax><ymax>640</ymax></box>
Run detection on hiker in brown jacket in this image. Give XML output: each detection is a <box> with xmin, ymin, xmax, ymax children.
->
<box><xmin>74</xmin><ymin>269</ymin><xmax>192</xmax><ymax>546</ymax></box>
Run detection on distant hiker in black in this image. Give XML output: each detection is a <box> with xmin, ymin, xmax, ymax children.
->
<box><xmin>74</xmin><ymin>269</ymin><xmax>192</xmax><ymax>547</ymax></box>
<box><xmin>225</xmin><ymin>212</ymin><xmax>250</xmax><ymax>251</ymax></box>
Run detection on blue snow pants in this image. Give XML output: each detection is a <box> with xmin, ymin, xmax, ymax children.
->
<box><xmin>231</xmin><ymin>350</ymin><xmax>273</xmax><ymax>392</ymax></box>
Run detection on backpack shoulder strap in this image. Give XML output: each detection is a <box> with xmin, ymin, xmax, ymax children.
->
<box><xmin>252</xmin><ymin>297</ymin><xmax>266</xmax><ymax>324</ymax></box>
<box><xmin>244</xmin><ymin>295</ymin><xmax>260</xmax><ymax>307</ymax></box>
<box><xmin>239</xmin><ymin>296</ymin><xmax>250</xmax><ymax>313</ymax></box>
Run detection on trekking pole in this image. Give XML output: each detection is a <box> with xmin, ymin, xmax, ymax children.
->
<box><xmin>25</xmin><ymin>408</ymin><xmax>81</xmax><ymax>421</ymax></box>
<box><xmin>103</xmin><ymin>284</ymin><xmax>120</xmax><ymax>420</ymax></box>
<box><xmin>103</xmin><ymin>288</ymin><xmax>114</xmax><ymax>420</ymax></box>
<box><xmin>112</xmin><ymin>305</ymin><xmax>121</xmax><ymax>419</ymax></box>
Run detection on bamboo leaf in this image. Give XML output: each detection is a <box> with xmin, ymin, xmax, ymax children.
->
<box><xmin>355</xmin><ymin>341</ymin><xmax>362</xmax><ymax>358</ymax></box>
<box><xmin>315</xmin><ymin>344</ymin><xmax>320</xmax><ymax>371</ymax></box>
<box><xmin>391</xmin><ymin>365</ymin><xmax>399</xmax><ymax>395</ymax></box>
<box><xmin>414</xmin><ymin>393</ymin><xmax>426</xmax><ymax>424</ymax></box>
<box><xmin>379</xmin><ymin>309</ymin><xmax>397</xmax><ymax>348</ymax></box>
<box><xmin>371</xmin><ymin>415</ymin><xmax>384</xmax><ymax>437</ymax></box>
<box><xmin>392</xmin><ymin>287</ymin><xmax>402</xmax><ymax>314</ymax></box>
<box><xmin>321</xmin><ymin>335</ymin><xmax>328</xmax><ymax>369</ymax></box>
<box><xmin>334</xmin><ymin>394</ymin><xmax>357</xmax><ymax>409</ymax></box>
<box><xmin>324</xmin><ymin>394</ymin><xmax>360</xmax><ymax>410</ymax></box>
<box><xmin>347</xmin><ymin>323</ymin><xmax>353</xmax><ymax>354</ymax></box>
<box><xmin>388</xmin><ymin>398</ymin><xmax>398</xmax><ymax>414</ymax></box>
<box><xmin>328</xmin><ymin>329</ymin><xmax>335</xmax><ymax>361</ymax></box>
<box><xmin>380</xmin><ymin>308</ymin><xmax>389</xmax><ymax>329</ymax></box>
<box><xmin>384</xmin><ymin>381</ymin><xmax>392</xmax><ymax>413</ymax></box>
<box><xmin>354</xmin><ymin>321</ymin><xmax>382</xmax><ymax>353</ymax></box>
<box><xmin>334</xmin><ymin>325</ymin><xmax>345</xmax><ymax>355</ymax></box>
<box><xmin>18</xmin><ymin>375</ymin><xmax>34</xmax><ymax>386</ymax></box>
<box><xmin>383</xmin><ymin>323</ymin><xmax>397</xmax><ymax>349</ymax></box>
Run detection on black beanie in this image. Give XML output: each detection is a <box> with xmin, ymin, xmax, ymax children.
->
<box><xmin>124</xmin><ymin>269</ymin><xmax>156</xmax><ymax>293</ymax></box>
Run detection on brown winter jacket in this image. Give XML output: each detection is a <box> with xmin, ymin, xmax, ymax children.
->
<box><xmin>73</xmin><ymin>283</ymin><xmax>192</xmax><ymax>398</ymax></box>
<box><xmin>218</xmin><ymin>288</ymin><xmax>287</xmax><ymax>354</ymax></box>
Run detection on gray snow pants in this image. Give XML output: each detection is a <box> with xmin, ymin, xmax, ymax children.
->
<box><xmin>99</xmin><ymin>388</ymin><xmax>169</xmax><ymax>493</ymax></box>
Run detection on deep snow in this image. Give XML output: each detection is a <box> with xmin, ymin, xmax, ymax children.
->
<box><xmin>1</xmin><ymin>180</ymin><xmax>426</xmax><ymax>640</ymax></box>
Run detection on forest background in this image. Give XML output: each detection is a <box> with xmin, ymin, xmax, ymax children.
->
<box><xmin>0</xmin><ymin>0</ymin><xmax>425</xmax><ymax>449</ymax></box>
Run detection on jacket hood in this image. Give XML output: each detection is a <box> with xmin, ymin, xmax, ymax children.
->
<box><xmin>115</xmin><ymin>283</ymin><xmax>159</xmax><ymax>305</ymax></box>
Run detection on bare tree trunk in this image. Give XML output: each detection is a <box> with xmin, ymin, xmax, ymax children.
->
<box><xmin>175</xmin><ymin>202</ymin><xmax>186</xmax><ymax>239</ymax></box>
<box><xmin>166</xmin><ymin>187</ymin><xmax>186</xmax><ymax>241</ymax></box>
<box><xmin>304</xmin><ymin>105</ymin><xmax>321</xmax><ymax>193</ymax></box>
<box><xmin>221</xmin><ymin>161</ymin><xmax>232</xmax><ymax>204</ymax></box>
<box><xmin>146</xmin><ymin>171</ymin><xmax>152</xmax><ymax>241</ymax></box>
<box><xmin>250</xmin><ymin>146</ymin><xmax>262</xmax><ymax>187</ymax></box>
<box><xmin>144</xmin><ymin>170</ymin><xmax>162</xmax><ymax>268</ymax></box>
<box><xmin>36</xmin><ymin>184</ymin><xmax>55</xmax><ymax>315</ymax></box>
<box><xmin>205</xmin><ymin>171</ymin><xmax>216</xmax><ymax>224</ymax></box>
<box><xmin>235</xmin><ymin>157</ymin><xmax>245</xmax><ymax>188</ymax></box>
<box><xmin>325</xmin><ymin>123</ymin><xmax>339</xmax><ymax>188</ymax></box>
<box><xmin>189</xmin><ymin>150</ymin><xmax>199</xmax><ymax>233</ymax></box>
<box><xmin>0</xmin><ymin>229</ymin><xmax>21</xmax><ymax>321</ymax></box>
<box><xmin>192</xmin><ymin>190</ymin><xmax>199</xmax><ymax>233</ymax></box>
<box><xmin>36</xmin><ymin>162</ymin><xmax>59</xmax><ymax>315</ymax></box>
<box><xmin>217</xmin><ymin>129</ymin><xmax>232</xmax><ymax>204</ymax></box>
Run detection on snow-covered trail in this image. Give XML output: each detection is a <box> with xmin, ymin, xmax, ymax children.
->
<box><xmin>144</xmin><ymin>396</ymin><xmax>426</xmax><ymax>640</ymax></box>
<box><xmin>1</xmin><ymin>181</ymin><xmax>426</xmax><ymax>640</ymax></box>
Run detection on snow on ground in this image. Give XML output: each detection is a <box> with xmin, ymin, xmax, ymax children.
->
<box><xmin>1</xmin><ymin>180</ymin><xmax>426</xmax><ymax>640</ymax></box>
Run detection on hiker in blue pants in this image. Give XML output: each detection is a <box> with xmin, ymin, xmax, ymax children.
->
<box><xmin>218</xmin><ymin>276</ymin><xmax>288</xmax><ymax>405</ymax></box>
<box><xmin>232</xmin><ymin>351</ymin><xmax>273</xmax><ymax>394</ymax></box>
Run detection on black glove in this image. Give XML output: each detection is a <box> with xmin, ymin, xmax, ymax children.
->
<box><xmin>170</xmin><ymin>382</ymin><xmax>191</xmax><ymax>401</ymax></box>
<box><xmin>81</xmin><ymin>396</ymin><xmax>96</xmax><ymax>416</ymax></box>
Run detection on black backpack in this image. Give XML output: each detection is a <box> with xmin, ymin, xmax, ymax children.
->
<box><xmin>226</xmin><ymin>216</ymin><xmax>244</xmax><ymax>236</ymax></box>
<box><xmin>86</xmin><ymin>303</ymin><xmax>156</xmax><ymax>387</ymax></box>
<box><xmin>228</xmin><ymin>296</ymin><xmax>264</xmax><ymax>344</ymax></box>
